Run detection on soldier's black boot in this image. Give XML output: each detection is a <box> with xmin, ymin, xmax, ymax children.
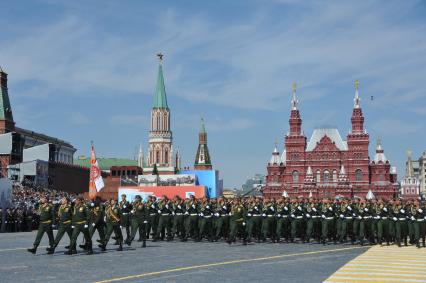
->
<box><xmin>65</xmin><ymin>245</ymin><xmax>70</xmax><ymax>249</ymax></box>
<box><xmin>423</xmin><ymin>239</ymin><xmax>425</xmax><ymax>247</ymax></box>
<box><xmin>86</xmin><ymin>245</ymin><xmax>93</xmax><ymax>255</ymax></box>
<box><xmin>142</xmin><ymin>240</ymin><xmax>146</xmax><ymax>248</ymax></box>
<box><xmin>360</xmin><ymin>239</ymin><xmax>364</xmax><ymax>246</ymax></box>
<box><xmin>98</xmin><ymin>244</ymin><xmax>106</xmax><ymax>251</ymax></box>
<box><xmin>404</xmin><ymin>238</ymin><xmax>408</xmax><ymax>246</ymax></box>
<box><xmin>46</xmin><ymin>245</ymin><xmax>56</xmax><ymax>255</ymax></box>
<box><xmin>397</xmin><ymin>240</ymin><xmax>401</xmax><ymax>247</ymax></box>
<box><xmin>416</xmin><ymin>240</ymin><xmax>421</xmax><ymax>249</ymax></box>
<box><xmin>65</xmin><ymin>247</ymin><xmax>77</xmax><ymax>255</ymax></box>
<box><xmin>117</xmin><ymin>243</ymin><xmax>123</xmax><ymax>251</ymax></box>
<box><xmin>27</xmin><ymin>244</ymin><xmax>38</xmax><ymax>254</ymax></box>
<box><xmin>79</xmin><ymin>243</ymin><xmax>88</xmax><ymax>250</ymax></box>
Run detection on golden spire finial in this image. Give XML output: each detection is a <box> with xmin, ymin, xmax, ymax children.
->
<box><xmin>292</xmin><ymin>82</ymin><xmax>297</xmax><ymax>93</ymax></box>
<box><xmin>355</xmin><ymin>80</ymin><xmax>359</xmax><ymax>90</ymax></box>
<box><xmin>156</xmin><ymin>53</ymin><xmax>164</xmax><ymax>62</ymax></box>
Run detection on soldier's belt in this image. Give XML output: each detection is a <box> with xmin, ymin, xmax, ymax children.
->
<box><xmin>175</xmin><ymin>213</ymin><xmax>183</xmax><ymax>216</ymax></box>
<box><xmin>41</xmin><ymin>220</ymin><xmax>52</xmax><ymax>224</ymax></box>
<box><xmin>149</xmin><ymin>213</ymin><xmax>157</xmax><ymax>216</ymax></box>
<box><xmin>161</xmin><ymin>213</ymin><xmax>170</xmax><ymax>216</ymax></box>
<box><xmin>345</xmin><ymin>217</ymin><xmax>353</xmax><ymax>219</ymax></box>
<box><xmin>252</xmin><ymin>214</ymin><xmax>261</xmax><ymax>217</ymax></box>
<box><xmin>311</xmin><ymin>216</ymin><xmax>320</xmax><ymax>219</ymax></box>
<box><xmin>75</xmin><ymin>221</ymin><xmax>86</xmax><ymax>225</ymax></box>
<box><xmin>381</xmin><ymin>217</ymin><xmax>388</xmax><ymax>220</ymax></box>
<box><xmin>295</xmin><ymin>216</ymin><xmax>303</xmax><ymax>219</ymax></box>
<box><xmin>203</xmin><ymin>215</ymin><xmax>212</xmax><ymax>218</ymax></box>
<box><xmin>324</xmin><ymin>217</ymin><xmax>334</xmax><ymax>220</ymax></box>
<box><xmin>399</xmin><ymin>218</ymin><xmax>407</xmax><ymax>221</ymax></box>
<box><xmin>417</xmin><ymin>219</ymin><xmax>425</xmax><ymax>222</ymax></box>
<box><xmin>267</xmin><ymin>215</ymin><xmax>274</xmax><ymax>218</ymax></box>
<box><xmin>61</xmin><ymin>220</ymin><xmax>72</xmax><ymax>224</ymax></box>
<box><xmin>190</xmin><ymin>213</ymin><xmax>198</xmax><ymax>216</ymax></box>
<box><xmin>363</xmin><ymin>216</ymin><xmax>372</xmax><ymax>219</ymax></box>
<box><xmin>122</xmin><ymin>213</ymin><xmax>129</xmax><ymax>215</ymax></box>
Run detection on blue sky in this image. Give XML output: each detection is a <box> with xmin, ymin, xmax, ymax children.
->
<box><xmin>1</xmin><ymin>0</ymin><xmax>426</xmax><ymax>188</ymax></box>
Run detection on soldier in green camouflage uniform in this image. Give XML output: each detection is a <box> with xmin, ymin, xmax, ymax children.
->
<box><xmin>172</xmin><ymin>196</ymin><xmax>186</xmax><ymax>240</ymax></box>
<box><xmin>146</xmin><ymin>196</ymin><xmax>158</xmax><ymax>240</ymax></box>
<box><xmin>46</xmin><ymin>197</ymin><xmax>72</xmax><ymax>254</ymax></box>
<box><xmin>66</xmin><ymin>196</ymin><xmax>93</xmax><ymax>255</ymax></box>
<box><xmin>321</xmin><ymin>199</ymin><xmax>335</xmax><ymax>245</ymax></box>
<box><xmin>377</xmin><ymin>199</ymin><xmax>390</xmax><ymax>245</ymax></box>
<box><xmin>227</xmin><ymin>198</ymin><xmax>247</xmax><ymax>245</ymax></box>
<box><xmin>153</xmin><ymin>196</ymin><xmax>173</xmax><ymax>241</ymax></box>
<box><xmin>198</xmin><ymin>198</ymin><xmax>214</xmax><ymax>242</ymax></box>
<box><xmin>305</xmin><ymin>198</ymin><xmax>320</xmax><ymax>243</ymax></box>
<box><xmin>291</xmin><ymin>199</ymin><xmax>304</xmax><ymax>242</ymax></box>
<box><xmin>183</xmin><ymin>195</ymin><xmax>199</xmax><ymax>241</ymax></box>
<box><xmin>100</xmin><ymin>199</ymin><xmax>123</xmax><ymax>251</ymax></box>
<box><xmin>261</xmin><ymin>198</ymin><xmax>277</xmax><ymax>242</ymax></box>
<box><xmin>412</xmin><ymin>201</ymin><xmax>425</xmax><ymax>248</ymax></box>
<box><xmin>119</xmin><ymin>194</ymin><xmax>132</xmax><ymax>242</ymax></box>
<box><xmin>213</xmin><ymin>197</ymin><xmax>229</xmax><ymax>241</ymax></box>
<box><xmin>393</xmin><ymin>199</ymin><xmax>408</xmax><ymax>247</ymax></box>
<box><xmin>27</xmin><ymin>196</ymin><xmax>55</xmax><ymax>254</ymax></box>
<box><xmin>246</xmin><ymin>197</ymin><xmax>262</xmax><ymax>243</ymax></box>
<box><xmin>126</xmin><ymin>195</ymin><xmax>147</xmax><ymax>248</ymax></box>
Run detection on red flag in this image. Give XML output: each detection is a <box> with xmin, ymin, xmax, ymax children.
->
<box><xmin>89</xmin><ymin>143</ymin><xmax>104</xmax><ymax>199</ymax></box>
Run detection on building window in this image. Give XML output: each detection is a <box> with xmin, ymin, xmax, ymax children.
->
<box><xmin>165</xmin><ymin>150</ymin><xmax>168</xmax><ymax>164</ymax></box>
<box><xmin>316</xmin><ymin>170</ymin><xmax>321</xmax><ymax>183</ymax></box>
<box><xmin>323</xmin><ymin>170</ymin><xmax>330</xmax><ymax>183</ymax></box>
<box><xmin>292</xmin><ymin>171</ymin><xmax>299</xmax><ymax>183</ymax></box>
<box><xmin>156</xmin><ymin>151</ymin><xmax>160</xmax><ymax>164</ymax></box>
<box><xmin>333</xmin><ymin>170</ymin><xmax>337</xmax><ymax>182</ymax></box>
<box><xmin>355</xmin><ymin>169</ymin><xmax>362</xmax><ymax>181</ymax></box>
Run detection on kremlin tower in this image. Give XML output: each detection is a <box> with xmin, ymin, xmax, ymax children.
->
<box><xmin>194</xmin><ymin>118</ymin><xmax>212</xmax><ymax>170</ymax></box>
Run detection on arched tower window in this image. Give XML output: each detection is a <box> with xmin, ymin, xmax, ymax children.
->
<box><xmin>156</xmin><ymin>150</ymin><xmax>160</xmax><ymax>164</ymax></box>
<box><xmin>292</xmin><ymin>171</ymin><xmax>299</xmax><ymax>183</ymax></box>
<box><xmin>355</xmin><ymin>169</ymin><xmax>362</xmax><ymax>181</ymax></box>
<box><xmin>333</xmin><ymin>170</ymin><xmax>337</xmax><ymax>182</ymax></box>
<box><xmin>164</xmin><ymin>150</ymin><xmax>168</xmax><ymax>165</ymax></box>
<box><xmin>323</xmin><ymin>170</ymin><xmax>330</xmax><ymax>183</ymax></box>
<box><xmin>316</xmin><ymin>170</ymin><xmax>321</xmax><ymax>183</ymax></box>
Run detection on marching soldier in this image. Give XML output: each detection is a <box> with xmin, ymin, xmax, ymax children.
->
<box><xmin>172</xmin><ymin>195</ymin><xmax>186</xmax><ymax>240</ymax></box>
<box><xmin>99</xmin><ymin>199</ymin><xmax>123</xmax><ymax>251</ymax></box>
<box><xmin>246</xmin><ymin>197</ymin><xmax>262</xmax><ymax>243</ymax></box>
<box><xmin>227</xmin><ymin>198</ymin><xmax>247</xmax><ymax>245</ymax></box>
<box><xmin>412</xmin><ymin>201</ymin><xmax>425</xmax><ymax>248</ymax></box>
<box><xmin>291</xmin><ymin>199</ymin><xmax>304</xmax><ymax>242</ymax></box>
<box><xmin>213</xmin><ymin>197</ymin><xmax>229</xmax><ymax>241</ymax></box>
<box><xmin>66</xmin><ymin>196</ymin><xmax>93</xmax><ymax>255</ymax></box>
<box><xmin>153</xmin><ymin>195</ymin><xmax>173</xmax><ymax>242</ymax></box>
<box><xmin>261</xmin><ymin>198</ymin><xmax>276</xmax><ymax>242</ymax></box>
<box><xmin>119</xmin><ymin>194</ymin><xmax>132</xmax><ymax>242</ymax></box>
<box><xmin>321</xmin><ymin>199</ymin><xmax>335</xmax><ymax>245</ymax></box>
<box><xmin>377</xmin><ymin>199</ymin><xmax>390</xmax><ymax>245</ymax></box>
<box><xmin>126</xmin><ymin>195</ymin><xmax>147</xmax><ymax>248</ymax></box>
<box><xmin>198</xmin><ymin>198</ymin><xmax>214</xmax><ymax>242</ymax></box>
<box><xmin>183</xmin><ymin>195</ymin><xmax>199</xmax><ymax>241</ymax></box>
<box><xmin>338</xmin><ymin>199</ymin><xmax>353</xmax><ymax>243</ymax></box>
<box><xmin>46</xmin><ymin>197</ymin><xmax>73</xmax><ymax>254</ymax></box>
<box><xmin>27</xmin><ymin>196</ymin><xmax>55</xmax><ymax>254</ymax></box>
<box><xmin>305</xmin><ymin>198</ymin><xmax>320</xmax><ymax>243</ymax></box>
<box><xmin>393</xmin><ymin>199</ymin><xmax>408</xmax><ymax>247</ymax></box>
<box><xmin>146</xmin><ymin>196</ymin><xmax>158</xmax><ymax>239</ymax></box>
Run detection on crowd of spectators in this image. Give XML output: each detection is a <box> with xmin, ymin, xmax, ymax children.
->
<box><xmin>0</xmin><ymin>183</ymin><xmax>77</xmax><ymax>233</ymax></box>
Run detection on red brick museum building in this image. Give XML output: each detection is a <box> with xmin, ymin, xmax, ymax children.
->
<box><xmin>264</xmin><ymin>82</ymin><xmax>398</xmax><ymax>200</ymax></box>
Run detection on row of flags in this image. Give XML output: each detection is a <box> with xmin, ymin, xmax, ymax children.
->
<box><xmin>89</xmin><ymin>142</ymin><xmax>104</xmax><ymax>199</ymax></box>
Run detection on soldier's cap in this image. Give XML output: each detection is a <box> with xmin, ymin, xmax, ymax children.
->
<box><xmin>135</xmin><ymin>195</ymin><xmax>142</xmax><ymax>200</ymax></box>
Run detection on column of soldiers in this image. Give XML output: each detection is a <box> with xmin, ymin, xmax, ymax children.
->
<box><xmin>27</xmin><ymin>194</ymin><xmax>426</xmax><ymax>255</ymax></box>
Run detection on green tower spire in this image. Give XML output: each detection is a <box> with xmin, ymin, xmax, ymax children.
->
<box><xmin>153</xmin><ymin>53</ymin><xmax>168</xmax><ymax>109</ymax></box>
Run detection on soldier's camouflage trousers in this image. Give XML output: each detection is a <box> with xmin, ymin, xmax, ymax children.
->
<box><xmin>69</xmin><ymin>223</ymin><xmax>92</xmax><ymax>250</ymax></box>
<box><xmin>52</xmin><ymin>223</ymin><xmax>72</xmax><ymax>247</ymax></box>
<box><xmin>33</xmin><ymin>222</ymin><xmax>54</xmax><ymax>247</ymax></box>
